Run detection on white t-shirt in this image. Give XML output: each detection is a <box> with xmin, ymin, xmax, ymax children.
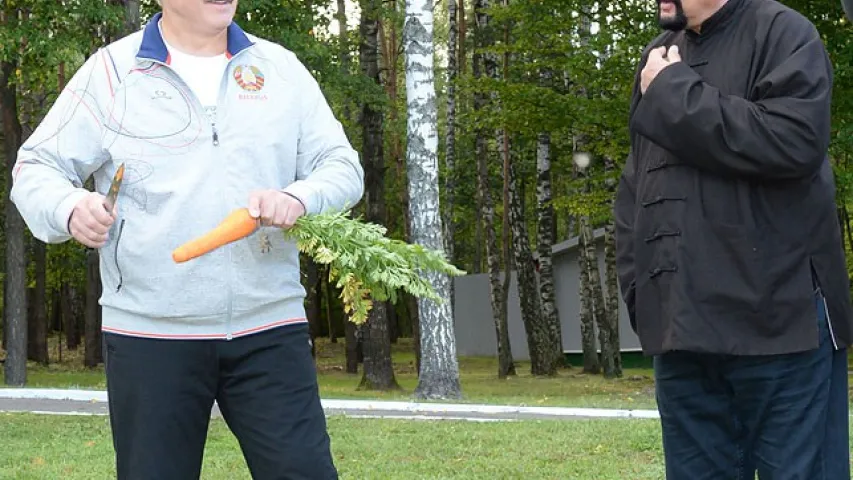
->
<box><xmin>159</xmin><ymin>23</ymin><xmax>229</xmax><ymax>110</ymax></box>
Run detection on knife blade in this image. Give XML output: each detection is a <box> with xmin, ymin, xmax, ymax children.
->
<box><xmin>104</xmin><ymin>163</ymin><xmax>125</xmax><ymax>212</ymax></box>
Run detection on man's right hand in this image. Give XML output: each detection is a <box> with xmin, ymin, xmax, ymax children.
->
<box><xmin>69</xmin><ymin>192</ymin><xmax>116</xmax><ymax>248</ymax></box>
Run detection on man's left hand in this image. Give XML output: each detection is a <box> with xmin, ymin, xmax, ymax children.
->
<box><xmin>248</xmin><ymin>190</ymin><xmax>306</xmax><ymax>229</ymax></box>
<box><xmin>641</xmin><ymin>45</ymin><xmax>681</xmax><ymax>94</ymax></box>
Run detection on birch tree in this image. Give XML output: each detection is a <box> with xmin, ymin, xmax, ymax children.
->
<box><xmin>578</xmin><ymin>216</ymin><xmax>601</xmax><ymax>374</ymax></box>
<box><xmin>473</xmin><ymin>0</ymin><xmax>514</xmax><ymax>378</ymax></box>
<box><xmin>536</xmin><ymin>125</ymin><xmax>562</xmax><ymax>362</ymax></box>
<box><xmin>443</xmin><ymin>0</ymin><xmax>458</xmax><ymax>263</ymax></box>
<box><xmin>404</xmin><ymin>0</ymin><xmax>462</xmax><ymax>399</ymax></box>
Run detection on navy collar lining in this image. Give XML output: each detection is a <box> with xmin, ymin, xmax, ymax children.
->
<box><xmin>136</xmin><ymin>12</ymin><xmax>254</xmax><ymax>64</ymax></box>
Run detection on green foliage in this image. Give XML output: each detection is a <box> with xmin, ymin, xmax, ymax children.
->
<box><xmin>285</xmin><ymin>211</ymin><xmax>466</xmax><ymax>325</ymax></box>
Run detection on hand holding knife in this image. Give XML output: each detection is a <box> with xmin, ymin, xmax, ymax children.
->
<box><xmin>67</xmin><ymin>162</ymin><xmax>125</xmax><ymax>249</ymax></box>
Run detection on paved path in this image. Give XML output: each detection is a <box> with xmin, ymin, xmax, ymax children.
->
<box><xmin>0</xmin><ymin>388</ymin><xmax>661</xmax><ymax>422</ymax></box>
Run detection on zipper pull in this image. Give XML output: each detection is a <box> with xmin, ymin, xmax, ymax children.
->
<box><xmin>212</xmin><ymin>123</ymin><xmax>220</xmax><ymax>146</ymax></box>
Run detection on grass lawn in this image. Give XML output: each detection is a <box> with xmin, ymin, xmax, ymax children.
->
<box><xmin>1</xmin><ymin>335</ymin><xmax>659</xmax><ymax>409</ymax></box>
<box><xmin>0</xmin><ymin>412</ymin><xmax>667</xmax><ymax>479</ymax></box>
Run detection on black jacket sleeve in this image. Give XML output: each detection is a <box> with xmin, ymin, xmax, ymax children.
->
<box><xmin>614</xmin><ymin>152</ymin><xmax>637</xmax><ymax>330</ymax></box>
<box><xmin>630</xmin><ymin>13</ymin><xmax>832</xmax><ymax>181</ymax></box>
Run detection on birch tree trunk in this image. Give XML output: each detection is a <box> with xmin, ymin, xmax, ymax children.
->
<box><xmin>474</xmin><ymin>0</ymin><xmax>514</xmax><ymax>378</ymax></box>
<box><xmin>578</xmin><ymin>217</ymin><xmax>600</xmax><ymax>374</ymax></box>
<box><xmin>404</xmin><ymin>0</ymin><xmax>462</xmax><ymax>399</ymax></box>
<box><xmin>536</xmin><ymin>125</ymin><xmax>562</xmax><ymax>361</ymax></box>
<box><xmin>583</xmin><ymin>217</ymin><xmax>616</xmax><ymax>377</ymax></box>
<box><xmin>509</xmin><ymin>153</ymin><xmax>559</xmax><ymax>376</ymax></box>
<box><xmin>443</xmin><ymin>0</ymin><xmax>457</xmax><ymax>263</ymax></box>
<box><xmin>124</xmin><ymin>0</ymin><xmax>140</xmax><ymax>35</ymax></box>
<box><xmin>380</xmin><ymin>5</ymin><xmax>421</xmax><ymax>367</ymax></box>
<box><xmin>337</xmin><ymin>0</ymin><xmax>352</xmax><ymax>121</ymax></box>
<box><xmin>603</xmin><ymin>221</ymin><xmax>622</xmax><ymax>377</ymax></box>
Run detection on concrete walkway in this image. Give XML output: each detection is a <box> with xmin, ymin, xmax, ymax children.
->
<box><xmin>0</xmin><ymin>388</ymin><xmax>661</xmax><ymax>422</ymax></box>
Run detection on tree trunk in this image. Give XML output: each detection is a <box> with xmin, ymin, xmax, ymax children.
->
<box><xmin>323</xmin><ymin>266</ymin><xmax>337</xmax><ymax>343</ymax></box>
<box><xmin>408</xmin><ymin>293</ymin><xmax>421</xmax><ymax>375</ymax></box>
<box><xmin>379</xmin><ymin>3</ymin><xmax>420</xmax><ymax>362</ymax></box>
<box><xmin>124</xmin><ymin>0</ymin><xmax>140</xmax><ymax>35</ymax></box>
<box><xmin>2</xmin><ymin>58</ymin><xmax>28</xmax><ymax>386</ymax></box>
<box><xmin>358</xmin><ymin>0</ymin><xmax>399</xmax><ymax>390</ymax></box>
<box><xmin>359</xmin><ymin>302</ymin><xmax>401</xmax><ymax>390</ymax></box>
<box><xmin>62</xmin><ymin>283</ymin><xmax>81</xmax><ymax>350</ymax></box>
<box><xmin>474</xmin><ymin>98</ymin><xmax>514</xmax><ymax>379</ymax></box>
<box><xmin>509</xmin><ymin>149</ymin><xmax>557</xmax><ymax>376</ymax></box>
<box><xmin>303</xmin><ymin>255</ymin><xmax>321</xmax><ymax>357</ymax></box>
<box><xmin>345</xmin><ymin>319</ymin><xmax>361</xmax><ymax>374</ymax></box>
<box><xmin>474</xmin><ymin>0</ymin><xmax>514</xmax><ymax>379</ymax></box>
<box><xmin>336</xmin><ymin>0</ymin><xmax>352</xmax><ymax>122</ymax></box>
<box><xmin>84</xmin><ymin>249</ymin><xmax>103</xmax><ymax>368</ymax></box>
<box><xmin>842</xmin><ymin>205</ymin><xmax>853</xmax><ymax>259</ymax></box>
<box><xmin>50</xmin><ymin>287</ymin><xmax>61</xmax><ymax>332</ymax></box>
<box><xmin>603</xmin><ymin>221</ymin><xmax>622</xmax><ymax>377</ymax></box>
<box><xmin>536</xmin><ymin>128</ymin><xmax>563</xmax><ymax>362</ymax></box>
<box><xmin>443</xmin><ymin>0</ymin><xmax>457</xmax><ymax>264</ymax></box>
<box><xmin>28</xmin><ymin>241</ymin><xmax>49</xmax><ymax>364</ymax></box>
<box><xmin>388</xmin><ymin>304</ymin><xmax>399</xmax><ymax>343</ymax></box>
<box><xmin>584</xmin><ymin>218</ymin><xmax>615</xmax><ymax>377</ymax></box>
<box><xmin>405</xmin><ymin>0</ymin><xmax>462</xmax><ymax>399</ymax></box>
<box><xmin>578</xmin><ymin>216</ymin><xmax>601</xmax><ymax>374</ymax></box>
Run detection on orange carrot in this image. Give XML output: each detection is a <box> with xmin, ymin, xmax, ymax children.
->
<box><xmin>172</xmin><ymin>208</ymin><xmax>259</xmax><ymax>263</ymax></box>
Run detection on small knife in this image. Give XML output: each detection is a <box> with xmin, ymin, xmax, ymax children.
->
<box><xmin>104</xmin><ymin>163</ymin><xmax>125</xmax><ymax>212</ymax></box>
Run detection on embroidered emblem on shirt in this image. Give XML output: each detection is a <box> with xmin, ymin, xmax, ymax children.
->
<box><xmin>234</xmin><ymin>65</ymin><xmax>265</xmax><ymax>92</ymax></box>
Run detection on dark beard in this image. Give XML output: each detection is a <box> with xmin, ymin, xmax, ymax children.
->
<box><xmin>657</xmin><ymin>0</ymin><xmax>688</xmax><ymax>31</ymax></box>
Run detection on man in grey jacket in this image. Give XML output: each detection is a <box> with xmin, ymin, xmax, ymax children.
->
<box><xmin>10</xmin><ymin>1</ymin><xmax>363</xmax><ymax>478</ymax></box>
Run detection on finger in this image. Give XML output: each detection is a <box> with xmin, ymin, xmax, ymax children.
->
<box><xmin>283</xmin><ymin>206</ymin><xmax>302</xmax><ymax>229</ymax></box>
<box><xmin>77</xmin><ymin>228</ymin><xmax>108</xmax><ymax>248</ymax></box>
<box><xmin>667</xmin><ymin>45</ymin><xmax>681</xmax><ymax>62</ymax></box>
<box><xmin>83</xmin><ymin>209</ymin><xmax>112</xmax><ymax>234</ymax></box>
<box><xmin>88</xmin><ymin>200</ymin><xmax>115</xmax><ymax>227</ymax></box>
<box><xmin>648</xmin><ymin>46</ymin><xmax>665</xmax><ymax>60</ymax></box>
<box><xmin>248</xmin><ymin>192</ymin><xmax>262</xmax><ymax>218</ymax></box>
<box><xmin>259</xmin><ymin>193</ymin><xmax>277</xmax><ymax>226</ymax></box>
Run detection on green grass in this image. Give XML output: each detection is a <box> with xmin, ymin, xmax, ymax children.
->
<box><xmin>1</xmin><ymin>335</ymin><xmax>659</xmax><ymax>409</ymax></box>
<box><xmin>6</xmin><ymin>335</ymin><xmax>853</xmax><ymax>411</ymax></box>
<box><xmin>0</xmin><ymin>413</ymin><xmax>667</xmax><ymax>479</ymax></box>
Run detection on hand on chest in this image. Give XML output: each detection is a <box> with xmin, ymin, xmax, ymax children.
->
<box><xmin>650</xmin><ymin>33</ymin><xmax>755</xmax><ymax>100</ymax></box>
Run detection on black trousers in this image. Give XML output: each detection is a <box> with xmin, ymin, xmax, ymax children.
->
<box><xmin>654</xmin><ymin>289</ymin><xmax>850</xmax><ymax>480</ymax></box>
<box><xmin>103</xmin><ymin>323</ymin><xmax>337</xmax><ymax>480</ymax></box>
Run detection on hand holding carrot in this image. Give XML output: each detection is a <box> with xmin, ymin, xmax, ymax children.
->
<box><xmin>248</xmin><ymin>189</ymin><xmax>306</xmax><ymax>229</ymax></box>
<box><xmin>172</xmin><ymin>190</ymin><xmax>307</xmax><ymax>263</ymax></box>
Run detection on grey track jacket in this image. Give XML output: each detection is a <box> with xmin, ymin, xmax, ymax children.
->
<box><xmin>10</xmin><ymin>13</ymin><xmax>364</xmax><ymax>340</ymax></box>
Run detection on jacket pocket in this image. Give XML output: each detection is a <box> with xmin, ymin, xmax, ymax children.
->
<box><xmin>112</xmin><ymin>218</ymin><xmax>127</xmax><ymax>293</ymax></box>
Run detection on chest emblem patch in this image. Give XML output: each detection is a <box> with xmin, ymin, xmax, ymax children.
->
<box><xmin>234</xmin><ymin>65</ymin><xmax>265</xmax><ymax>92</ymax></box>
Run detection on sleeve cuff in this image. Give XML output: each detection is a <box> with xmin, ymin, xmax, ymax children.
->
<box><xmin>53</xmin><ymin>189</ymin><xmax>89</xmax><ymax>236</ymax></box>
<box><xmin>631</xmin><ymin>61</ymin><xmax>694</xmax><ymax>140</ymax></box>
<box><xmin>281</xmin><ymin>181</ymin><xmax>318</xmax><ymax>215</ymax></box>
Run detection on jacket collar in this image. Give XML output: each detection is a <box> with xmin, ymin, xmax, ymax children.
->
<box><xmin>686</xmin><ymin>0</ymin><xmax>748</xmax><ymax>41</ymax></box>
<box><xmin>136</xmin><ymin>12</ymin><xmax>254</xmax><ymax>64</ymax></box>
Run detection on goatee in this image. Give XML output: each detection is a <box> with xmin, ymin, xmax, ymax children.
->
<box><xmin>657</xmin><ymin>0</ymin><xmax>688</xmax><ymax>31</ymax></box>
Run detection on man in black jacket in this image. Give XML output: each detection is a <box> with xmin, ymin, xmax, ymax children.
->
<box><xmin>614</xmin><ymin>0</ymin><xmax>853</xmax><ymax>478</ymax></box>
